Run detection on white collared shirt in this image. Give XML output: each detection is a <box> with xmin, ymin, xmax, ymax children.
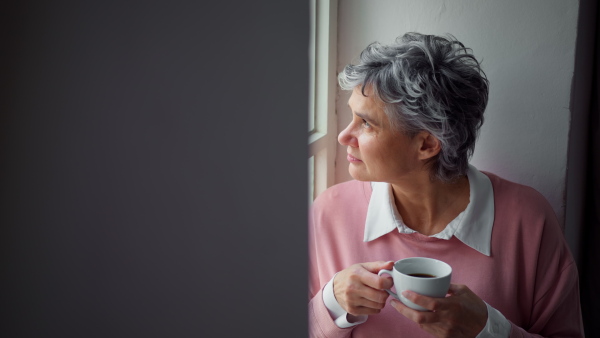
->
<box><xmin>322</xmin><ymin>165</ymin><xmax>511</xmax><ymax>337</ymax></box>
<box><xmin>363</xmin><ymin>164</ymin><xmax>494</xmax><ymax>255</ymax></box>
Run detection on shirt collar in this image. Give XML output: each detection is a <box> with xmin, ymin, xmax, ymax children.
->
<box><xmin>363</xmin><ymin>164</ymin><xmax>494</xmax><ymax>256</ymax></box>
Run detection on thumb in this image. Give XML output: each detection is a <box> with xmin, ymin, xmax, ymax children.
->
<box><xmin>447</xmin><ymin>283</ymin><xmax>466</xmax><ymax>295</ymax></box>
<box><xmin>361</xmin><ymin>260</ymin><xmax>395</xmax><ymax>273</ymax></box>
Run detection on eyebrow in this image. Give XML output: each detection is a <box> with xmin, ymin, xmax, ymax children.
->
<box><xmin>353</xmin><ymin>110</ymin><xmax>379</xmax><ymax>127</ymax></box>
<box><xmin>354</xmin><ymin>111</ymin><xmax>370</xmax><ymax>121</ymax></box>
<box><xmin>348</xmin><ymin>102</ymin><xmax>375</xmax><ymax>120</ymax></box>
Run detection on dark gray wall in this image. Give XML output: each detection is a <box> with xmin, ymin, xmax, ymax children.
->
<box><xmin>0</xmin><ymin>1</ymin><xmax>308</xmax><ymax>337</ymax></box>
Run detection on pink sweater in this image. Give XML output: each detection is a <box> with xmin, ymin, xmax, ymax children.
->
<box><xmin>308</xmin><ymin>172</ymin><xmax>583</xmax><ymax>337</ymax></box>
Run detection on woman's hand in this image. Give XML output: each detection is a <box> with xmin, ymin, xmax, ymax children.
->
<box><xmin>333</xmin><ymin>261</ymin><xmax>394</xmax><ymax>317</ymax></box>
<box><xmin>390</xmin><ymin>283</ymin><xmax>488</xmax><ymax>338</ymax></box>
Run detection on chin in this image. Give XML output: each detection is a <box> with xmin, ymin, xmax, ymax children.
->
<box><xmin>348</xmin><ymin>167</ymin><xmax>369</xmax><ymax>182</ymax></box>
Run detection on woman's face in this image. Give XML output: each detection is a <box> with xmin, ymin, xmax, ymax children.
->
<box><xmin>338</xmin><ymin>86</ymin><xmax>424</xmax><ymax>183</ymax></box>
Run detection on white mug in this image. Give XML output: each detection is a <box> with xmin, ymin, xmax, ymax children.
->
<box><xmin>378</xmin><ymin>257</ymin><xmax>452</xmax><ymax>311</ymax></box>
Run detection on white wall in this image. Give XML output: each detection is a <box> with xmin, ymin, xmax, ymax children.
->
<box><xmin>335</xmin><ymin>0</ymin><xmax>579</xmax><ymax>228</ymax></box>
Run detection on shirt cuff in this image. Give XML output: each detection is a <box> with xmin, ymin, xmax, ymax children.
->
<box><xmin>476</xmin><ymin>302</ymin><xmax>511</xmax><ymax>338</ymax></box>
<box><xmin>322</xmin><ymin>274</ymin><xmax>368</xmax><ymax>328</ymax></box>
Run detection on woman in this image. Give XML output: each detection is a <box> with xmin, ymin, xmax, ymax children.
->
<box><xmin>308</xmin><ymin>33</ymin><xmax>583</xmax><ymax>337</ymax></box>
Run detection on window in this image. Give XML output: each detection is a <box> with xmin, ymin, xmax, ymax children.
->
<box><xmin>308</xmin><ymin>0</ymin><xmax>338</xmax><ymax>202</ymax></box>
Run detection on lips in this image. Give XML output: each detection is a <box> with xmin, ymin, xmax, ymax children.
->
<box><xmin>347</xmin><ymin>153</ymin><xmax>362</xmax><ymax>162</ymax></box>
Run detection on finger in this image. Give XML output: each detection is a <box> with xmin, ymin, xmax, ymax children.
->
<box><xmin>341</xmin><ymin>266</ymin><xmax>391</xmax><ymax>292</ymax></box>
<box><xmin>340</xmin><ymin>278</ymin><xmax>390</xmax><ymax>304</ymax></box>
<box><xmin>359</xmin><ymin>287</ymin><xmax>390</xmax><ymax>304</ymax></box>
<box><xmin>357</xmin><ymin>266</ymin><xmax>394</xmax><ymax>290</ymax></box>
<box><xmin>447</xmin><ymin>283</ymin><xmax>466</xmax><ymax>296</ymax></box>
<box><xmin>360</xmin><ymin>261</ymin><xmax>394</xmax><ymax>274</ymax></box>
<box><xmin>344</xmin><ymin>293</ymin><xmax>388</xmax><ymax>315</ymax></box>
<box><xmin>382</xmin><ymin>275</ymin><xmax>394</xmax><ymax>289</ymax></box>
<box><xmin>361</xmin><ymin>273</ymin><xmax>393</xmax><ymax>291</ymax></box>
<box><xmin>354</xmin><ymin>297</ymin><xmax>388</xmax><ymax>311</ymax></box>
<box><xmin>348</xmin><ymin>305</ymin><xmax>385</xmax><ymax>316</ymax></box>
<box><xmin>401</xmin><ymin>290</ymin><xmax>444</xmax><ymax>312</ymax></box>
<box><xmin>344</xmin><ymin>291</ymin><xmax>389</xmax><ymax>316</ymax></box>
<box><xmin>335</xmin><ymin>275</ymin><xmax>388</xmax><ymax>307</ymax></box>
<box><xmin>390</xmin><ymin>299</ymin><xmax>438</xmax><ymax>325</ymax></box>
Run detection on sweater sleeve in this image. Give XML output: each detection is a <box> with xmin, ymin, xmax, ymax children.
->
<box><xmin>508</xmin><ymin>195</ymin><xmax>584</xmax><ymax>337</ymax></box>
<box><xmin>508</xmin><ymin>261</ymin><xmax>583</xmax><ymax>337</ymax></box>
<box><xmin>309</xmin><ymin>288</ymin><xmax>357</xmax><ymax>338</ymax></box>
<box><xmin>308</xmin><ymin>195</ymin><xmax>357</xmax><ymax>338</ymax></box>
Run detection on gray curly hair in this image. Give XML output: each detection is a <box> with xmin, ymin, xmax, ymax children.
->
<box><xmin>338</xmin><ymin>32</ymin><xmax>489</xmax><ymax>182</ymax></box>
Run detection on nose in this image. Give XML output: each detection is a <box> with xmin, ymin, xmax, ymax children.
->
<box><xmin>338</xmin><ymin>122</ymin><xmax>358</xmax><ymax>147</ymax></box>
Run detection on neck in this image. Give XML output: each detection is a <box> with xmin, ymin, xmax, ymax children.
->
<box><xmin>390</xmin><ymin>171</ymin><xmax>470</xmax><ymax>236</ymax></box>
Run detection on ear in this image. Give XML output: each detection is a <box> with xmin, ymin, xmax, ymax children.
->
<box><xmin>416</xmin><ymin>132</ymin><xmax>441</xmax><ymax>160</ymax></box>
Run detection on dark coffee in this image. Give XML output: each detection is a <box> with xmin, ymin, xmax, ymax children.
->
<box><xmin>407</xmin><ymin>273</ymin><xmax>436</xmax><ymax>278</ymax></box>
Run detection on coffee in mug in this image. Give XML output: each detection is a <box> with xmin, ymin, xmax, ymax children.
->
<box><xmin>407</xmin><ymin>273</ymin><xmax>436</xmax><ymax>278</ymax></box>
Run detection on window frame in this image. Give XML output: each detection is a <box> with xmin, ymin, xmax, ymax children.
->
<box><xmin>308</xmin><ymin>0</ymin><xmax>338</xmax><ymax>201</ymax></box>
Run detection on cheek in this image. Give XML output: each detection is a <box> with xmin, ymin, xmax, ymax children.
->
<box><xmin>361</xmin><ymin>136</ymin><xmax>391</xmax><ymax>166</ymax></box>
<box><xmin>373</xmin><ymin>139</ymin><xmax>407</xmax><ymax>169</ymax></box>
<box><xmin>358</xmin><ymin>134</ymin><xmax>378</xmax><ymax>154</ymax></box>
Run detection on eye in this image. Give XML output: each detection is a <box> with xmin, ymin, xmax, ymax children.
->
<box><xmin>362</xmin><ymin>119</ymin><xmax>371</xmax><ymax>128</ymax></box>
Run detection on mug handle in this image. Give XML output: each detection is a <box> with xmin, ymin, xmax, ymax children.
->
<box><xmin>377</xmin><ymin>269</ymin><xmax>399</xmax><ymax>299</ymax></box>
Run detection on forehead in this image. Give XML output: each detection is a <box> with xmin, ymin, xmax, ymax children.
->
<box><xmin>348</xmin><ymin>86</ymin><xmax>385</xmax><ymax>114</ymax></box>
